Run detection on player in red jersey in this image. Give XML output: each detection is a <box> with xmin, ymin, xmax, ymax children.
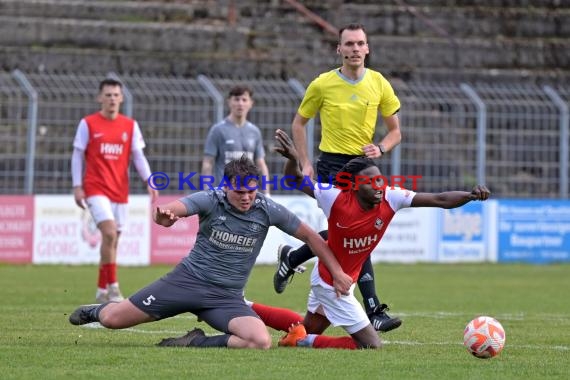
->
<box><xmin>270</xmin><ymin>129</ymin><xmax>490</xmax><ymax>349</ymax></box>
<box><xmin>71</xmin><ymin>78</ymin><xmax>159</xmax><ymax>303</ymax></box>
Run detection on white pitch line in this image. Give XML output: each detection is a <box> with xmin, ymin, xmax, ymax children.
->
<box><xmin>370</xmin><ymin>311</ymin><xmax>570</xmax><ymax>323</ymax></box>
<box><xmin>78</xmin><ymin>310</ymin><xmax>570</xmax><ymax>326</ymax></box>
<box><xmin>383</xmin><ymin>340</ymin><xmax>569</xmax><ymax>351</ymax></box>
<box><xmin>80</xmin><ymin>322</ymin><xmax>192</xmax><ymax>335</ymax></box>
<box><xmin>168</xmin><ymin>311</ymin><xmax>570</xmax><ymax>322</ymax></box>
<box><xmin>78</xmin><ymin>324</ymin><xmax>570</xmax><ymax>351</ymax></box>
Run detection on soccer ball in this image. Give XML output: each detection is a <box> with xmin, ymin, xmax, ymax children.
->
<box><xmin>463</xmin><ymin>316</ymin><xmax>506</xmax><ymax>359</ymax></box>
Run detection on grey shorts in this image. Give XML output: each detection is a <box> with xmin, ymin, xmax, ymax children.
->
<box><xmin>129</xmin><ymin>263</ymin><xmax>258</xmax><ymax>333</ymax></box>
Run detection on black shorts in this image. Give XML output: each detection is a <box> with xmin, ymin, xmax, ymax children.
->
<box><xmin>316</xmin><ymin>152</ymin><xmax>362</xmax><ymax>183</ymax></box>
<box><xmin>129</xmin><ymin>263</ymin><xmax>259</xmax><ymax>333</ymax></box>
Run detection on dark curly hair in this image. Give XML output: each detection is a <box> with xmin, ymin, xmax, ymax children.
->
<box><xmin>334</xmin><ymin>157</ymin><xmax>380</xmax><ymax>188</ymax></box>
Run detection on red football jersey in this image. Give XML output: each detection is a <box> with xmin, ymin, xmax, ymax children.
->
<box><xmin>83</xmin><ymin>112</ymin><xmax>134</xmax><ymax>203</ymax></box>
<box><xmin>315</xmin><ymin>186</ymin><xmax>414</xmax><ymax>285</ymax></box>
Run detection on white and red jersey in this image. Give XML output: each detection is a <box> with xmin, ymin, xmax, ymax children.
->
<box><xmin>314</xmin><ymin>185</ymin><xmax>415</xmax><ymax>286</ymax></box>
<box><xmin>73</xmin><ymin>112</ymin><xmax>146</xmax><ymax>203</ymax></box>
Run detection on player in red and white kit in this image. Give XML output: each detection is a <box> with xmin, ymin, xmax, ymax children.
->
<box><xmin>71</xmin><ymin>78</ymin><xmax>158</xmax><ymax>303</ymax></box>
<box><xmin>270</xmin><ymin>129</ymin><xmax>490</xmax><ymax>349</ymax></box>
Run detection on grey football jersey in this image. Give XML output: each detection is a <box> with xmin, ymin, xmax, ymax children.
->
<box><xmin>178</xmin><ymin>190</ymin><xmax>301</xmax><ymax>290</ymax></box>
<box><xmin>203</xmin><ymin>118</ymin><xmax>265</xmax><ymax>184</ymax></box>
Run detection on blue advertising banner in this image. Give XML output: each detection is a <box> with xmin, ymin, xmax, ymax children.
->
<box><xmin>497</xmin><ymin>200</ymin><xmax>570</xmax><ymax>263</ymax></box>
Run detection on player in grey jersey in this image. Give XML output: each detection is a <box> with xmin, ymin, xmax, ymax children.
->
<box><xmin>69</xmin><ymin>155</ymin><xmax>352</xmax><ymax>349</ymax></box>
<box><xmin>201</xmin><ymin>85</ymin><xmax>271</xmax><ymax>195</ymax></box>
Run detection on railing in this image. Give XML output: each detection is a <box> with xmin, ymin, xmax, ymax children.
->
<box><xmin>1</xmin><ymin>71</ymin><xmax>568</xmax><ymax>199</ymax></box>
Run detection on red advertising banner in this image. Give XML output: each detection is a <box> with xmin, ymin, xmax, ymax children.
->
<box><xmin>0</xmin><ymin>196</ymin><xmax>34</xmax><ymax>263</ymax></box>
<box><xmin>150</xmin><ymin>195</ymin><xmax>198</xmax><ymax>264</ymax></box>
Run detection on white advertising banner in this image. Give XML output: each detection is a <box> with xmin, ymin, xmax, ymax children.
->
<box><xmin>22</xmin><ymin>194</ymin><xmax>501</xmax><ymax>266</ymax></box>
<box><xmin>5</xmin><ymin>193</ymin><xmax>564</xmax><ymax>267</ymax></box>
<box><xmin>258</xmin><ymin>195</ymin><xmax>327</xmax><ymax>264</ymax></box>
<box><xmin>371</xmin><ymin>207</ymin><xmax>437</xmax><ymax>263</ymax></box>
<box><xmin>33</xmin><ymin>195</ymin><xmax>150</xmax><ymax>265</ymax></box>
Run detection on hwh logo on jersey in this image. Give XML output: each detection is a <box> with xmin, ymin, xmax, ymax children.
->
<box><xmin>343</xmin><ymin>235</ymin><xmax>378</xmax><ymax>249</ymax></box>
<box><xmin>100</xmin><ymin>143</ymin><xmax>124</xmax><ymax>155</ymax></box>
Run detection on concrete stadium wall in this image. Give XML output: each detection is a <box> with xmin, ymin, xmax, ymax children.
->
<box><xmin>0</xmin><ymin>0</ymin><xmax>568</xmax><ymax>83</ymax></box>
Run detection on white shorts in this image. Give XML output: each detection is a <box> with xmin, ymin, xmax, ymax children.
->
<box><xmin>307</xmin><ymin>263</ymin><xmax>370</xmax><ymax>334</ymax></box>
<box><xmin>85</xmin><ymin>195</ymin><xmax>127</xmax><ymax>232</ymax></box>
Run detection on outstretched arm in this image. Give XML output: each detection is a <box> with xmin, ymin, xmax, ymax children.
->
<box><xmin>274</xmin><ymin>129</ymin><xmax>315</xmax><ymax>198</ymax></box>
<box><xmin>153</xmin><ymin>200</ymin><xmax>188</xmax><ymax>227</ymax></box>
<box><xmin>293</xmin><ymin>222</ymin><xmax>352</xmax><ymax>297</ymax></box>
<box><xmin>411</xmin><ymin>185</ymin><xmax>490</xmax><ymax>209</ymax></box>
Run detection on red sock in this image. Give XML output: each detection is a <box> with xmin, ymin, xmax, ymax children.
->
<box><xmin>251</xmin><ymin>303</ymin><xmax>303</xmax><ymax>332</ymax></box>
<box><xmin>97</xmin><ymin>265</ymin><xmax>108</xmax><ymax>289</ymax></box>
<box><xmin>103</xmin><ymin>263</ymin><xmax>118</xmax><ymax>285</ymax></box>
<box><xmin>313</xmin><ymin>335</ymin><xmax>359</xmax><ymax>349</ymax></box>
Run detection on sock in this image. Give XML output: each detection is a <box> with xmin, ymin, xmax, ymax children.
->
<box><xmin>251</xmin><ymin>303</ymin><xmax>303</xmax><ymax>332</ymax></box>
<box><xmin>87</xmin><ymin>302</ymin><xmax>112</xmax><ymax>322</ymax></box>
<box><xmin>95</xmin><ymin>288</ymin><xmax>107</xmax><ymax>299</ymax></box>
<box><xmin>97</xmin><ymin>265</ymin><xmax>108</xmax><ymax>290</ymax></box>
<box><xmin>288</xmin><ymin>230</ymin><xmax>328</xmax><ymax>268</ymax></box>
<box><xmin>296</xmin><ymin>334</ymin><xmax>317</xmax><ymax>347</ymax></box>
<box><xmin>103</xmin><ymin>263</ymin><xmax>118</xmax><ymax>285</ymax></box>
<box><xmin>108</xmin><ymin>282</ymin><xmax>120</xmax><ymax>290</ymax></box>
<box><xmin>93</xmin><ymin>301</ymin><xmax>121</xmax><ymax>324</ymax></box>
<box><xmin>312</xmin><ymin>335</ymin><xmax>358</xmax><ymax>349</ymax></box>
<box><xmin>191</xmin><ymin>334</ymin><xmax>231</xmax><ymax>347</ymax></box>
<box><xmin>358</xmin><ymin>257</ymin><xmax>380</xmax><ymax>314</ymax></box>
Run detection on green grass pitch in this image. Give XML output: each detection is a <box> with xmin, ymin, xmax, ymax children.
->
<box><xmin>1</xmin><ymin>263</ymin><xmax>568</xmax><ymax>379</ymax></box>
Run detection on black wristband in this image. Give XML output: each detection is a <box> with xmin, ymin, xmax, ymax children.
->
<box><xmin>377</xmin><ymin>144</ymin><xmax>386</xmax><ymax>154</ymax></box>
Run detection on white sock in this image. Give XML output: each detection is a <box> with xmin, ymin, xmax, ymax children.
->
<box><xmin>297</xmin><ymin>334</ymin><xmax>317</xmax><ymax>347</ymax></box>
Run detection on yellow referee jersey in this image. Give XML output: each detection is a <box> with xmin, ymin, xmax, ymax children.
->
<box><xmin>298</xmin><ymin>68</ymin><xmax>400</xmax><ymax>155</ymax></box>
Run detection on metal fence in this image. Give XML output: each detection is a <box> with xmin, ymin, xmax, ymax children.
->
<box><xmin>391</xmin><ymin>81</ymin><xmax>569</xmax><ymax>198</ymax></box>
<box><xmin>119</xmin><ymin>74</ymin><xmax>218</xmax><ymax>194</ymax></box>
<box><xmin>391</xmin><ymin>81</ymin><xmax>480</xmax><ymax>192</ymax></box>
<box><xmin>0</xmin><ymin>72</ymin><xmax>29</xmax><ymax>193</ymax></box>
<box><xmin>0</xmin><ymin>71</ymin><xmax>568</xmax><ymax>198</ymax></box>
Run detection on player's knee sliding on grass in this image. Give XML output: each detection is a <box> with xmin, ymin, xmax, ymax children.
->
<box><xmin>274</xmin><ymin>232</ymin><xmax>402</xmax><ymax>333</ymax></box>
<box><xmin>272</xmin><ymin>129</ymin><xmax>490</xmax><ymax>349</ymax></box>
<box><xmin>68</xmin><ymin>155</ymin><xmax>352</xmax><ymax>349</ymax></box>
